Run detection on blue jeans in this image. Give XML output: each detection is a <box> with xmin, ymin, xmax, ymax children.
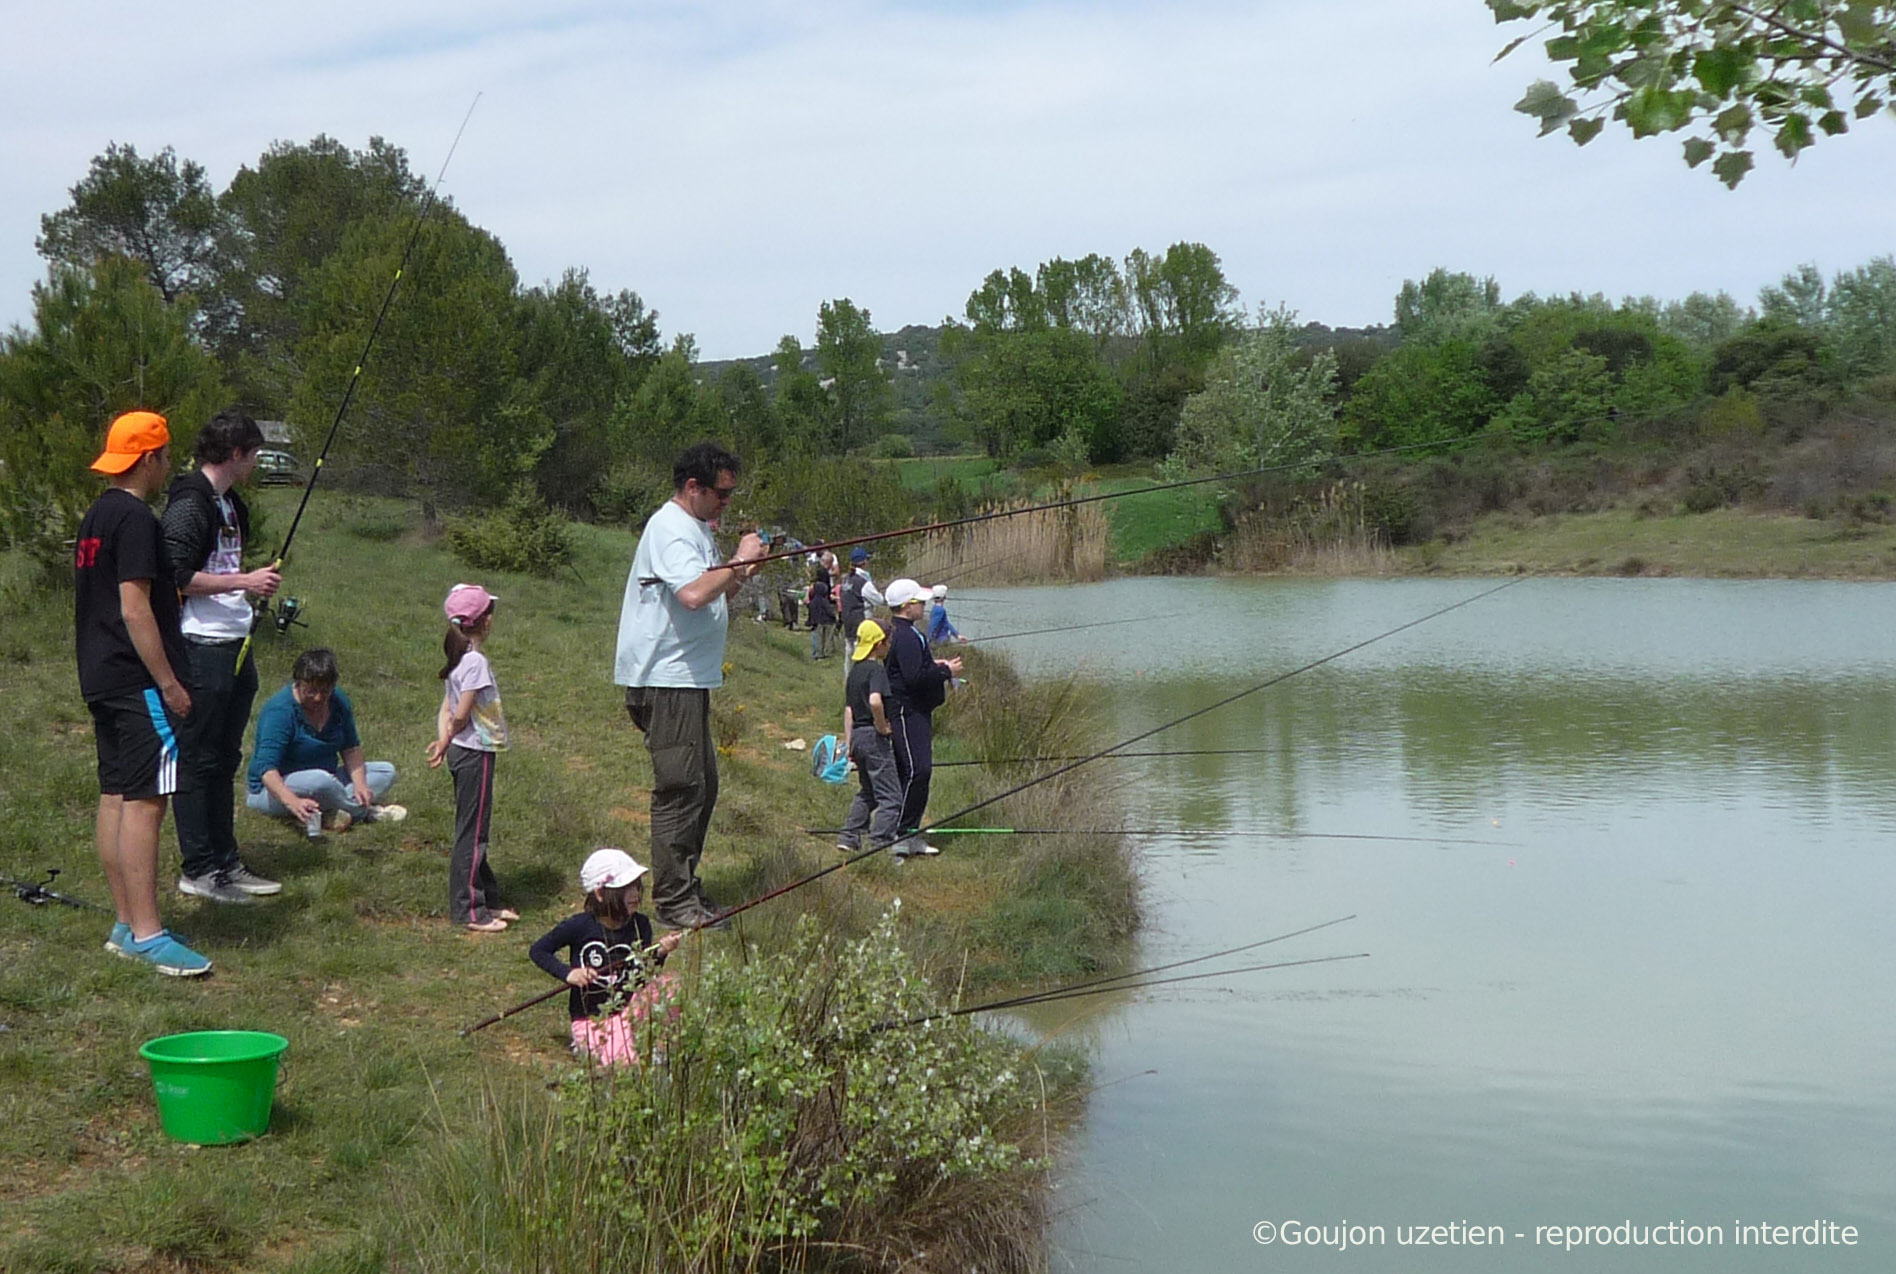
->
<box><xmin>247</xmin><ymin>763</ymin><xmax>397</xmax><ymax>823</ymax></box>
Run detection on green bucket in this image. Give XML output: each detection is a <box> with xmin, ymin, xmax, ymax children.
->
<box><xmin>139</xmin><ymin>1030</ymin><xmax>289</xmax><ymax>1145</ymax></box>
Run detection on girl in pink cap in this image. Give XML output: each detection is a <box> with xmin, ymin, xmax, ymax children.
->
<box><xmin>528</xmin><ymin>847</ymin><xmax>683</xmax><ymax>1066</ymax></box>
<box><xmin>427</xmin><ymin>583</ymin><xmax>513</xmax><ymax>932</ymax></box>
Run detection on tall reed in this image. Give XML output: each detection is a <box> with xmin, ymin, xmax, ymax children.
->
<box><xmin>902</xmin><ymin>494</ymin><xmax>1110</xmax><ymax>585</ymax></box>
<box><xmin>1225</xmin><ymin>480</ymin><xmax>1396</xmax><ymax>575</ymax></box>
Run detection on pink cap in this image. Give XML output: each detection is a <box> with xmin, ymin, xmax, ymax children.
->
<box><xmin>444</xmin><ymin>583</ymin><xmax>498</xmax><ymax>627</ymax></box>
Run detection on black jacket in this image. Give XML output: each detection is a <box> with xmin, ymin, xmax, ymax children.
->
<box><xmin>160</xmin><ymin>471</ymin><xmax>252</xmax><ymax>597</ymax></box>
<box><xmin>886</xmin><ymin>616</ymin><xmax>951</xmax><ymax>715</ymax></box>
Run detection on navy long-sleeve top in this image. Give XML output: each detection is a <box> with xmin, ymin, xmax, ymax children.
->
<box><xmin>885</xmin><ymin>616</ymin><xmax>951</xmax><ymax>715</ymax></box>
<box><xmin>529</xmin><ymin>911</ymin><xmax>665</xmax><ymax>1020</ymax></box>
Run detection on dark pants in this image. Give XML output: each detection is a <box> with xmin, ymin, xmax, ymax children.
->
<box><xmin>840</xmin><ymin>726</ymin><xmax>903</xmax><ymax>850</ymax></box>
<box><xmin>447</xmin><ymin>744</ymin><xmax>499</xmax><ymax>924</ymax></box>
<box><xmin>626</xmin><ymin>686</ymin><xmax>717</xmax><ymax>918</ymax></box>
<box><xmin>173</xmin><ymin>638</ymin><xmax>258</xmax><ymax>880</ymax></box>
<box><xmin>891</xmin><ymin>708</ymin><xmax>934</xmax><ymax>842</ymax></box>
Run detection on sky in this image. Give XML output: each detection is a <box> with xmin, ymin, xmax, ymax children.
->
<box><xmin>3</xmin><ymin>0</ymin><xmax>1892</xmax><ymax>360</ymax></box>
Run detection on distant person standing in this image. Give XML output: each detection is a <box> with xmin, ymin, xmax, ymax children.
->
<box><xmin>883</xmin><ymin>578</ymin><xmax>962</xmax><ymax>860</ymax></box>
<box><xmin>835</xmin><ymin>619</ymin><xmax>902</xmax><ymax>855</ymax></box>
<box><xmin>75</xmin><ymin>410</ymin><xmax>210</xmax><ymax>976</ymax></box>
<box><xmin>162</xmin><ymin>409</ymin><xmax>283</xmax><ymax>905</ymax></box>
<box><xmin>839</xmin><ymin>546</ymin><xmax>882</xmax><ymax>635</ymax></box>
<box><xmin>926</xmin><ymin>584</ymin><xmax>966</xmax><ymax>645</ymax></box>
<box><xmin>615</xmin><ymin>442</ymin><xmax>765</xmax><ymax>928</ymax></box>
<box><xmin>806</xmin><ymin>550</ymin><xmax>836</xmax><ymax>660</ymax></box>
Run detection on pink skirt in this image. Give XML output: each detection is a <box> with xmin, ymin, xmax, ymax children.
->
<box><xmin>568</xmin><ymin>974</ymin><xmax>680</xmax><ymax>1068</ymax></box>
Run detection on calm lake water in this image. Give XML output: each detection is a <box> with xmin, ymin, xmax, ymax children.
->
<box><xmin>947</xmin><ymin>578</ymin><xmax>1896</xmax><ymax>1273</ymax></box>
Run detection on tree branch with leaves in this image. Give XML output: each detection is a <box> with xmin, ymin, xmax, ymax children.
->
<box><xmin>1490</xmin><ymin>0</ymin><xmax>1896</xmax><ymax>185</ymax></box>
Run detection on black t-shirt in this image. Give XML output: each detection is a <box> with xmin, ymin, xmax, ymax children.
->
<box><xmin>529</xmin><ymin>911</ymin><xmax>665</xmax><ymax>1020</ymax></box>
<box><xmin>75</xmin><ymin>487</ymin><xmax>189</xmax><ymax>703</ymax></box>
<box><xmin>846</xmin><ymin>656</ymin><xmax>891</xmax><ymax>730</ymax></box>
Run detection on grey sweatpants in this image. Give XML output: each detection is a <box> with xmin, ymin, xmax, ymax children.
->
<box><xmin>839</xmin><ymin>725</ymin><xmax>902</xmax><ymax>850</ymax></box>
<box><xmin>447</xmin><ymin>744</ymin><xmax>499</xmax><ymax>924</ymax></box>
<box><xmin>625</xmin><ymin>685</ymin><xmax>717</xmax><ymax>918</ymax></box>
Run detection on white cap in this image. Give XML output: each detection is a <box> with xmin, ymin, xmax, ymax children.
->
<box><xmin>580</xmin><ymin>847</ymin><xmax>648</xmax><ymax>891</ymax></box>
<box><xmin>885</xmin><ymin>578</ymin><xmax>927</xmax><ymax>607</ymax></box>
<box><xmin>931</xmin><ymin>584</ymin><xmax>947</xmax><ymax>600</ymax></box>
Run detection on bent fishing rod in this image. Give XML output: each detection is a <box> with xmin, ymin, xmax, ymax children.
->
<box><xmin>935</xmin><ymin>745</ymin><xmax>1290</xmax><ymax>767</ymax></box>
<box><xmin>237</xmin><ymin>94</ymin><xmax>481</xmax><ymax>665</ymax></box>
<box><xmin>960</xmin><ymin>614</ymin><xmax>1162</xmax><ymax>645</ymax></box>
<box><xmin>694</xmin><ymin>576</ymin><xmax>1530</xmax><ymax>931</ymax></box>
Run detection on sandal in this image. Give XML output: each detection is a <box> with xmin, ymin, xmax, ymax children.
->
<box><xmin>465</xmin><ymin>918</ymin><xmax>509</xmax><ymax>933</ymax></box>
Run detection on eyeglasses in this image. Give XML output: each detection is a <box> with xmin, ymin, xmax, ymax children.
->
<box><xmin>711</xmin><ymin>485</ymin><xmax>738</xmax><ymax>500</ymax></box>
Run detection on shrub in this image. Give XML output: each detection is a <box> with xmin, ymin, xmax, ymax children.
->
<box><xmin>446</xmin><ymin>484</ymin><xmax>573</xmax><ymax>574</ymax></box>
<box><xmin>395</xmin><ymin>910</ymin><xmax>1048</xmax><ymax>1273</ymax></box>
<box><xmin>872</xmin><ymin>432</ymin><xmax>914</xmax><ymax>459</ymax></box>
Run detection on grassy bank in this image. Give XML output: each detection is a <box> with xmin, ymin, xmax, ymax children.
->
<box><xmin>1400</xmin><ymin>506</ymin><xmax>1896</xmax><ymax>578</ymax></box>
<box><xmin>0</xmin><ymin>490</ymin><xmax>1137</xmax><ymax>1273</ymax></box>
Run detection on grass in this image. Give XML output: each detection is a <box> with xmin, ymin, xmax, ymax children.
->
<box><xmin>0</xmin><ymin>488</ymin><xmax>1138</xmax><ymax>1272</ymax></box>
<box><xmin>1406</xmin><ymin>505</ymin><xmax>1896</xmax><ymax>577</ymax></box>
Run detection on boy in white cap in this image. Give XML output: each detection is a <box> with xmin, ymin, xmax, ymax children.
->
<box><xmin>882</xmin><ymin>578</ymin><xmax>962</xmax><ymax>859</ymax></box>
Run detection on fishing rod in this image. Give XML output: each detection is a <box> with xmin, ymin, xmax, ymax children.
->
<box><xmin>928</xmin><ymin>550</ymin><xmax>1032</xmax><ymax>587</ymax></box>
<box><xmin>713</xmin><ymin>434</ymin><xmax>1489</xmax><ymax>577</ymax></box>
<box><xmin>935</xmin><ymin>746</ymin><xmax>1292</xmax><ymax>767</ymax></box>
<box><xmin>237</xmin><ymin>94</ymin><xmax>481</xmax><ymax>665</ymax></box>
<box><xmin>4</xmin><ymin>868</ymin><xmax>111</xmax><ymax>912</ymax></box>
<box><xmin>913</xmin><ymin>914</ymin><xmax>1356</xmax><ymax>1020</ymax></box>
<box><xmin>960</xmin><ymin>614</ymin><xmax>1162</xmax><ymax>645</ymax></box>
<box><xmin>460</xmin><ymin>939</ymin><xmax>667</xmax><ymax>1037</ymax></box>
<box><xmin>803</xmin><ymin>827</ymin><xmax>1520</xmax><ymax>848</ymax></box>
<box><xmin>688</xmin><ymin>576</ymin><xmax>1528</xmax><ymax>931</ymax></box>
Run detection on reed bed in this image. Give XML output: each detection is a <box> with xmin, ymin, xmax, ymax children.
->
<box><xmin>1224</xmin><ymin>480</ymin><xmax>1397</xmax><ymax>576</ymax></box>
<box><xmin>902</xmin><ymin>496</ymin><xmax>1111</xmax><ymax>586</ymax></box>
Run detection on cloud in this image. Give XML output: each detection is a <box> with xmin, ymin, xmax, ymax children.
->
<box><xmin>3</xmin><ymin>0</ymin><xmax>1891</xmax><ymax>358</ymax></box>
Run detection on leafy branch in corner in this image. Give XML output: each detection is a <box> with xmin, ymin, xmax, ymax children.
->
<box><xmin>1489</xmin><ymin>0</ymin><xmax>1896</xmax><ymax>185</ymax></box>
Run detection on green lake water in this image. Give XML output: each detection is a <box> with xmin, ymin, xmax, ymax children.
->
<box><xmin>949</xmin><ymin>577</ymin><xmax>1896</xmax><ymax>1272</ymax></box>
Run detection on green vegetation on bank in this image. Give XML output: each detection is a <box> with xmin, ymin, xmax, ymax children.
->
<box><xmin>0</xmin><ymin>490</ymin><xmax>1137</xmax><ymax>1273</ymax></box>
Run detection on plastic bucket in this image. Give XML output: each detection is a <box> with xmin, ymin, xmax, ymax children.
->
<box><xmin>139</xmin><ymin>1030</ymin><xmax>289</xmax><ymax>1145</ymax></box>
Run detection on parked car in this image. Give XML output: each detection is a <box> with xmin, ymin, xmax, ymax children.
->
<box><xmin>255</xmin><ymin>449</ymin><xmax>303</xmax><ymax>486</ymax></box>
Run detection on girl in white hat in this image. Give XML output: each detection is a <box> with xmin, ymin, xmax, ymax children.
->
<box><xmin>528</xmin><ymin>847</ymin><xmax>683</xmax><ymax>1066</ymax></box>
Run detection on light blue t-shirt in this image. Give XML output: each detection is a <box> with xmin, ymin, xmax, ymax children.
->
<box><xmin>614</xmin><ymin>498</ymin><xmax>728</xmax><ymax>689</ymax></box>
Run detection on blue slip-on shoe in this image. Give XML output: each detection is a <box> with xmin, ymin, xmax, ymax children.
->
<box><xmin>104</xmin><ymin>921</ymin><xmax>132</xmax><ymax>957</ymax></box>
<box><xmin>124</xmin><ymin>929</ymin><xmax>212</xmax><ymax>977</ymax></box>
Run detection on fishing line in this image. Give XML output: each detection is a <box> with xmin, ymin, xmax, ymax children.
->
<box><xmin>803</xmin><ymin>827</ymin><xmax>1519</xmax><ymax>848</ymax></box>
<box><xmin>460</xmin><ymin>939</ymin><xmax>666</xmax><ymax>1037</ymax></box>
<box><xmin>691</xmin><ymin>575</ymin><xmax>1528</xmax><ymax>930</ymax></box>
<box><xmin>961</xmin><ymin>614</ymin><xmax>1162</xmax><ymax>644</ymax></box>
<box><xmin>716</xmin><ymin>434</ymin><xmax>1506</xmax><ymax>576</ymax></box>
<box><xmin>238</xmin><ymin>94</ymin><xmax>481</xmax><ymax>664</ymax></box>
<box><xmin>935</xmin><ymin>746</ymin><xmax>1290</xmax><ymax>767</ymax></box>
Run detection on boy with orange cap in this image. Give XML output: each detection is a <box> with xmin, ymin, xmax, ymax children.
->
<box><xmin>75</xmin><ymin>411</ymin><xmax>211</xmax><ymax>976</ymax></box>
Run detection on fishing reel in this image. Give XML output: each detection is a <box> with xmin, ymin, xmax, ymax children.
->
<box><xmin>258</xmin><ymin>596</ymin><xmax>308</xmax><ymax>634</ymax></box>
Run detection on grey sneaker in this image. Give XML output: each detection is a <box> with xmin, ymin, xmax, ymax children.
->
<box><xmin>178</xmin><ymin>871</ymin><xmax>255</xmax><ymax>904</ymax></box>
<box><xmin>223</xmin><ymin>861</ymin><xmax>281</xmax><ymax>896</ymax></box>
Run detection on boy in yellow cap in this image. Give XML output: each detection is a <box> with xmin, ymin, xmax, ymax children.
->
<box><xmin>835</xmin><ymin>619</ymin><xmax>903</xmax><ymax>854</ymax></box>
<box><xmin>76</xmin><ymin>411</ymin><xmax>211</xmax><ymax>976</ymax></box>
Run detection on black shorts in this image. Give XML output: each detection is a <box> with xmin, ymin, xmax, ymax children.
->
<box><xmin>88</xmin><ymin>690</ymin><xmax>181</xmax><ymax>800</ymax></box>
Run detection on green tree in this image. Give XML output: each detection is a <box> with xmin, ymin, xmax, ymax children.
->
<box><xmin>1658</xmin><ymin>290</ymin><xmax>1752</xmax><ymax>351</ymax></box>
<box><xmin>1759</xmin><ymin>262</ymin><xmax>1829</xmax><ymax>327</ymax></box>
<box><xmin>1826</xmin><ymin>256</ymin><xmax>1896</xmax><ymax>377</ymax></box>
<box><xmin>1394</xmin><ymin>269</ymin><xmax>1504</xmax><ymax>344</ymax></box>
<box><xmin>204</xmin><ymin>135</ymin><xmax>424</xmax><ymax>409</ymax></box>
<box><xmin>1490</xmin><ymin>0</ymin><xmax>1896</xmax><ymax>186</ymax></box>
<box><xmin>1172</xmin><ymin>307</ymin><xmax>1338</xmax><ymax>474</ymax></box>
<box><xmin>514</xmin><ymin>269</ymin><xmax>651</xmax><ymax>510</ymax></box>
<box><xmin>0</xmin><ymin>258</ymin><xmax>228</xmax><ymax>571</ymax></box>
<box><xmin>814</xmin><ymin>298</ymin><xmax>893</xmax><ymax>454</ymax></box>
<box><xmin>1038</xmin><ymin>253</ymin><xmax>1129</xmax><ymax>339</ymax></box>
<box><xmin>1125</xmin><ymin>242</ymin><xmax>1240</xmax><ymax>369</ymax></box>
<box><xmin>287</xmin><ymin>209</ymin><xmax>524</xmax><ymax>519</ymax></box>
<box><xmin>36</xmin><ymin>143</ymin><xmax>222</xmax><ymax>304</ymax></box>
<box><xmin>1340</xmin><ymin>338</ymin><xmax>1498</xmax><ymax>450</ymax></box>
<box><xmin>771</xmin><ymin>335</ymin><xmax>829</xmax><ymax>454</ymax></box>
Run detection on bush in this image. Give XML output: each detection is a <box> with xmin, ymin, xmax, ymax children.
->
<box><xmin>872</xmin><ymin>432</ymin><xmax>914</xmax><ymax>459</ymax></box>
<box><xmin>446</xmin><ymin>485</ymin><xmax>573</xmax><ymax>574</ymax></box>
<box><xmin>396</xmin><ymin>910</ymin><xmax>1049</xmax><ymax>1273</ymax></box>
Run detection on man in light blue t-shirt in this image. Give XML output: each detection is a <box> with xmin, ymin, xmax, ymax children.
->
<box><xmin>615</xmin><ymin>441</ymin><xmax>765</xmax><ymax>928</ymax></box>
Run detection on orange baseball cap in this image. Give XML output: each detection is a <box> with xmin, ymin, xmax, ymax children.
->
<box><xmin>90</xmin><ymin>410</ymin><xmax>171</xmax><ymax>474</ymax></box>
